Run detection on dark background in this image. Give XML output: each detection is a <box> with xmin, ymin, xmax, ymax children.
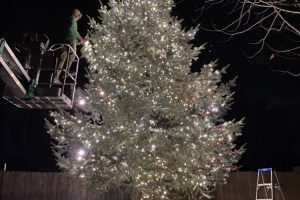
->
<box><xmin>0</xmin><ymin>0</ymin><xmax>300</xmax><ymax>172</ymax></box>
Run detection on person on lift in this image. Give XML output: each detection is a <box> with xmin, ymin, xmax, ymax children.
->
<box><xmin>53</xmin><ymin>8</ymin><xmax>85</xmax><ymax>84</ymax></box>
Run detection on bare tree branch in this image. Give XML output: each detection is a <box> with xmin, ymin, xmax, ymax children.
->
<box><xmin>201</xmin><ymin>0</ymin><xmax>300</xmax><ymax>74</ymax></box>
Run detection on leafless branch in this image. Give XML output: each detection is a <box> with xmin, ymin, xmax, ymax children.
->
<box><xmin>201</xmin><ymin>0</ymin><xmax>300</xmax><ymax>74</ymax></box>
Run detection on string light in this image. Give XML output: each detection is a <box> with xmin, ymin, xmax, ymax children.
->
<box><xmin>77</xmin><ymin>149</ymin><xmax>85</xmax><ymax>156</ymax></box>
<box><xmin>78</xmin><ymin>99</ymin><xmax>85</xmax><ymax>105</ymax></box>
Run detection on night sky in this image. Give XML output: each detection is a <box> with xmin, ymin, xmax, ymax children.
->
<box><xmin>0</xmin><ymin>0</ymin><xmax>300</xmax><ymax>172</ymax></box>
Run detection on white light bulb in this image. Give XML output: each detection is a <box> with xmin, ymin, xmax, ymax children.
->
<box><xmin>78</xmin><ymin>149</ymin><xmax>85</xmax><ymax>156</ymax></box>
<box><xmin>79</xmin><ymin>99</ymin><xmax>85</xmax><ymax>105</ymax></box>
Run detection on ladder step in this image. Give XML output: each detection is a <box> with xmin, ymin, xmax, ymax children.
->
<box><xmin>257</xmin><ymin>199</ymin><xmax>272</xmax><ymax>200</ymax></box>
<box><xmin>257</xmin><ymin>183</ymin><xmax>272</xmax><ymax>186</ymax></box>
<box><xmin>258</xmin><ymin>168</ymin><xmax>272</xmax><ymax>172</ymax></box>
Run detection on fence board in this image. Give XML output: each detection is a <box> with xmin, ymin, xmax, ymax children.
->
<box><xmin>28</xmin><ymin>172</ymin><xmax>38</xmax><ymax>200</ymax></box>
<box><xmin>107</xmin><ymin>189</ymin><xmax>130</xmax><ymax>200</ymax></box>
<box><xmin>0</xmin><ymin>172</ymin><xmax>3</xmax><ymax>199</ymax></box>
<box><xmin>56</xmin><ymin>173</ymin><xmax>70</xmax><ymax>200</ymax></box>
<box><xmin>280</xmin><ymin>172</ymin><xmax>300</xmax><ymax>200</ymax></box>
<box><xmin>23</xmin><ymin>172</ymin><xmax>32</xmax><ymax>200</ymax></box>
<box><xmin>44</xmin><ymin>172</ymin><xmax>58</xmax><ymax>200</ymax></box>
<box><xmin>247</xmin><ymin>172</ymin><xmax>257</xmax><ymax>200</ymax></box>
<box><xmin>1</xmin><ymin>171</ymin><xmax>16</xmax><ymax>200</ymax></box>
<box><xmin>68</xmin><ymin>176</ymin><xmax>87</xmax><ymax>200</ymax></box>
<box><xmin>12</xmin><ymin>171</ymin><xmax>26</xmax><ymax>200</ymax></box>
<box><xmin>39</xmin><ymin>172</ymin><xmax>48</xmax><ymax>200</ymax></box>
<box><xmin>32</xmin><ymin>172</ymin><xmax>47</xmax><ymax>200</ymax></box>
<box><xmin>86</xmin><ymin>185</ymin><xmax>104</xmax><ymax>200</ymax></box>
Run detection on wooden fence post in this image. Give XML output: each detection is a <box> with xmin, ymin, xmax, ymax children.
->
<box><xmin>131</xmin><ymin>188</ymin><xmax>142</xmax><ymax>200</ymax></box>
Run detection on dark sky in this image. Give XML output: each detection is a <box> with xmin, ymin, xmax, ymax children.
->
<box><xmin>1</xmin><ymin>0</ymin><xmax>300</xmax><ymax>172</ymax></box>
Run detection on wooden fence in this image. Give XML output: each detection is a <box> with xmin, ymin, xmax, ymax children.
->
<box><xmin>0</xmin><ymin>171</ymin><xmax>299</xmax><ymax>200</ymax></box>
<box><xmin>0</xmin><ymin>171</ymin><xmax>131</xmax><ymax>200</ymax></box>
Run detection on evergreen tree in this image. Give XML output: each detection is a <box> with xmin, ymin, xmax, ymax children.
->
<box><xmin>47</xmin><ymin>0</ymin><xmax>243</xmax><ymax>199</ymax></box>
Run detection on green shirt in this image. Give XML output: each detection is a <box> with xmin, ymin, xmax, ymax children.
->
<box><xmin>65</xmin><ymin>16</ymin><xmax>81</xmax><ymax>43</ymax></box>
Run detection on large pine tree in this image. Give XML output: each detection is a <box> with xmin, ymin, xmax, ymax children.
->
<box><xmin>47</xmin><ymin>0</ymin><xmax>243</xmax><ymax>199</ymax></box>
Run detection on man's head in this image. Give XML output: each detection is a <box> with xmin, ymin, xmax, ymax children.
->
<box><xmin>73</xmin><ymin>9</ymin><xmax>82</xmax><ymax>21</ymax></box>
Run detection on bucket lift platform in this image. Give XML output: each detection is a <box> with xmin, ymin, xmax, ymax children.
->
<box><xmin>0</xmin><ymin>38</ymin><xmax>30</xmax><ymax>97</ymax></box>
<box><xmin>3</xmin><ymin>91</ymin><xmax>72</xmax><ymax>109</ymax></box>
<box><xmin>0</xmin><ymin>38</ymin><xmax>79</xmax><ymax>109</ymax></box>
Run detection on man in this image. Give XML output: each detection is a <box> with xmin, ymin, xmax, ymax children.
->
<box><xmin>53</xmin><ymin>9</ymin><xmax>84</xmax><ymax>84</ymax></box>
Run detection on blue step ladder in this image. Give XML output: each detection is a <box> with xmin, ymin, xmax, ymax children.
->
<box><xmin>255</xmin><ymin>168</ymin><xmax>285</xmax><ymax>200</ymax></box>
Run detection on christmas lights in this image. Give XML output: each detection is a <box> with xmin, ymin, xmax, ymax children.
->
<box><xmin>46</xmin><ymin>0</ymin><xmax>243</xmax><ymax>199</ymax></box>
